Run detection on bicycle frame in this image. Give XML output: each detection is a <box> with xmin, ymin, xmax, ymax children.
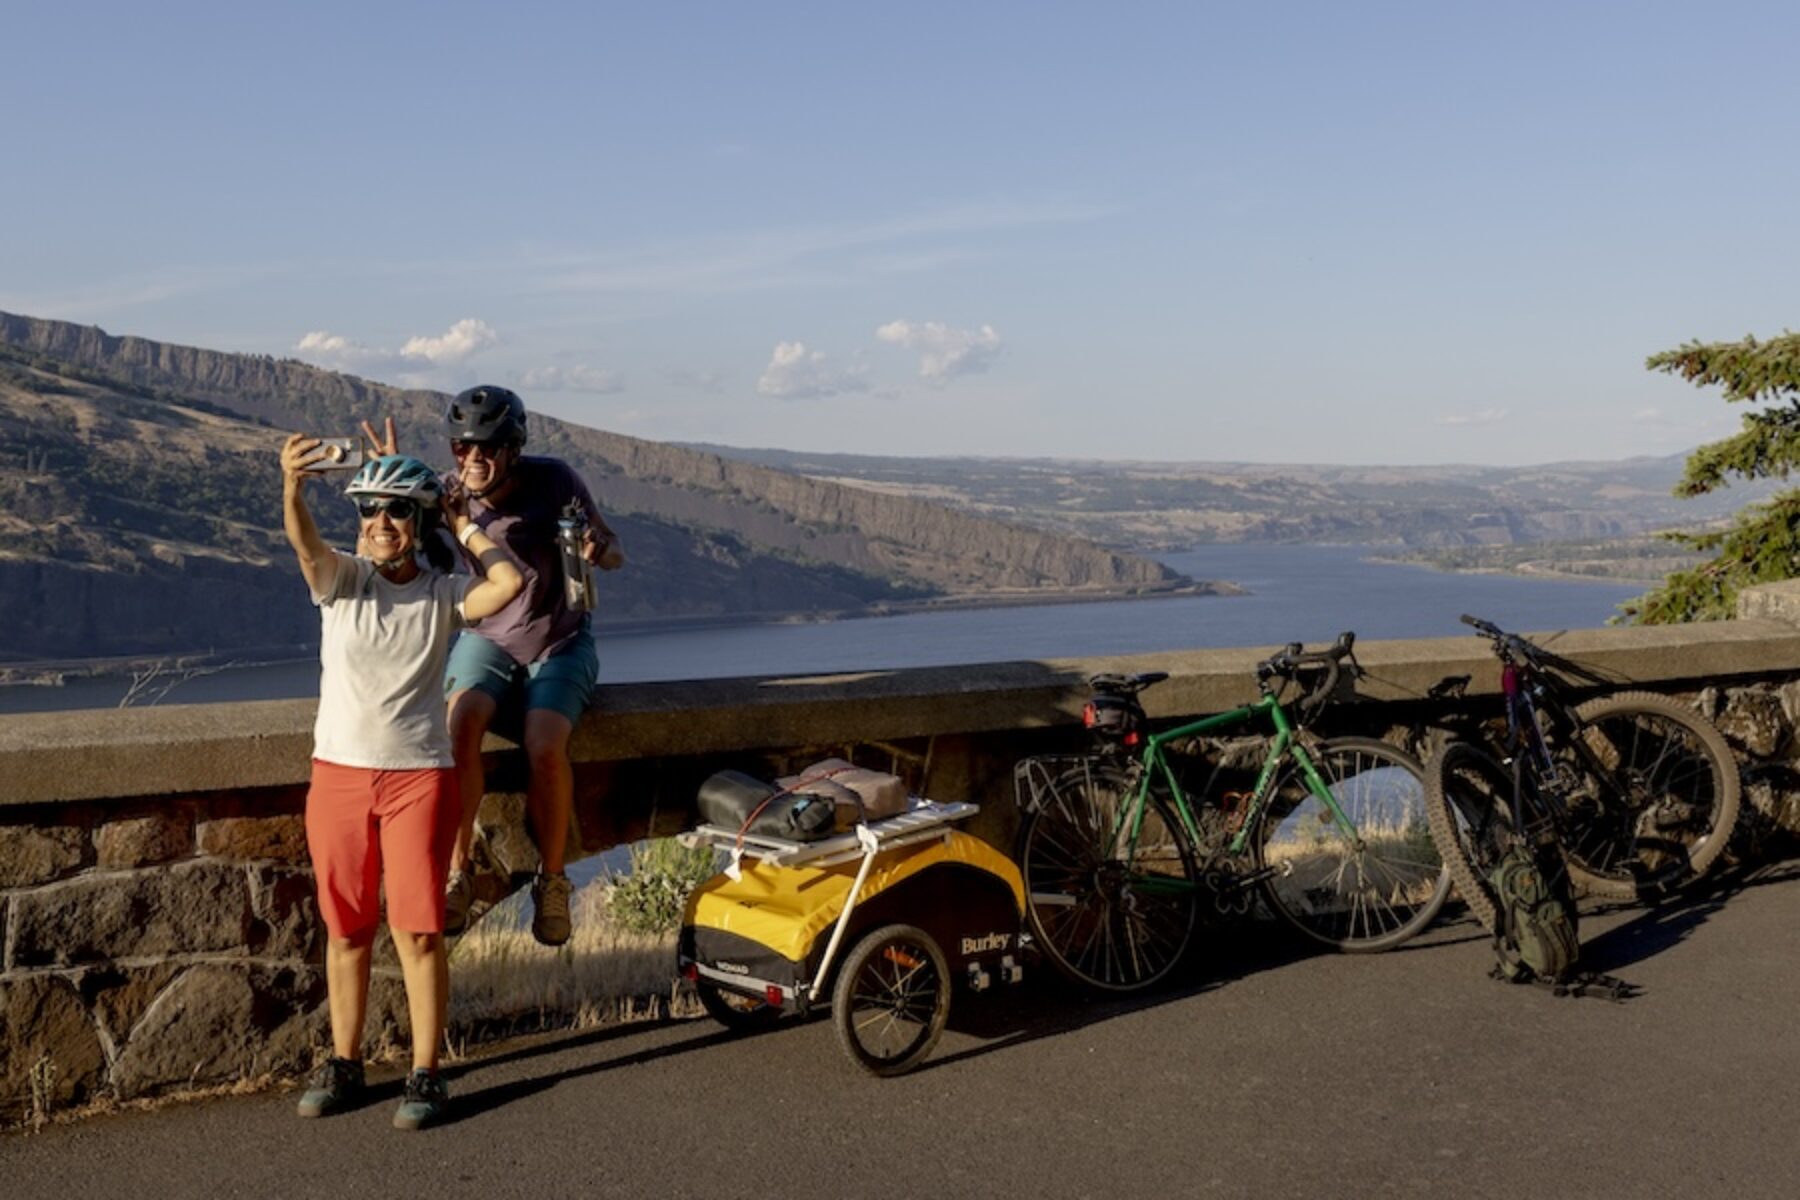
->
<box><xmin>1500</xmin><ymin>666</ymin><xmax>1556</xmax><ymax>829</ymax></box>
<box><xmin>1114</xmin><ymin>693</ymin><xmax>1362</xmax><ymax>870</ymax></box>
<box><xmin>1499</xmin><ymin>659</ymin><xmax>1614</xmax><ymax>840</ymax></box>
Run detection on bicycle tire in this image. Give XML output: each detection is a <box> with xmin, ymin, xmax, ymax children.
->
<box><xmin>1014</xmin><ymin>762</ymin><xmax>1199</xmax><ymax>992</ymax></box>
<box><xmin>1558</xmin><ymin>690</ymin><xmax>1741</xmax><ymax>900</ymax></box>
<box><xmin>832</xmin><ymin>923</ymin><xmax>951</xmax><ymax>1077</ymax></box>
<box><xmin>1252</xmin><ymin>736</ymin><xmax>1452</xmax><ymax>951</ymax></box>
<box><xmin>1422</xmin><ymin>736</ymin><xmax>1520</xmax><ymax>934</ymax></box>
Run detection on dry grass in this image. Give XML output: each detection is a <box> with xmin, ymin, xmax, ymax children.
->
<box><xmin>5</xmin><ymin>1072</ymin><xmax>286</xmax><ymax>1136</ymax></box>
<box><xmin>446</xmin><ymin>883</ymin><xmax>696</xmax><ymax>1041</ymax></box>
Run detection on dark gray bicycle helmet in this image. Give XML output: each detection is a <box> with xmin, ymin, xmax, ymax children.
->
<box><xmin>446</xmin><ymin>385</ymin><xmax>527</xmax><ymax>447</ymax></box>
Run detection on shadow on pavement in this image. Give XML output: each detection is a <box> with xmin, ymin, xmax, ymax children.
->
<box><xmin>1582</xmin><ymin>857</ymin><xmax>1800</xmax><ymax>975</ymax></box>
<box><xmin>440</xmin><ymin>1019</ymin><xmax>783</xmax><ymax>1127</ymax></box>
<box><xmin>444</xmin><ymin>919</ymin><xmax>1331</xmax><ymax>1114</ymax></box>
<box><xmin>920</xmin><ymin>921</ymin><xmax>1350</xmax><ymax>1073</ymax></box>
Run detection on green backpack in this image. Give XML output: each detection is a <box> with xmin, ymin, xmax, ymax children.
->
<box><xmin>1488</xmin><ymin>842</ymin><xmax>1580</xmax><ymax>984</ymax></box>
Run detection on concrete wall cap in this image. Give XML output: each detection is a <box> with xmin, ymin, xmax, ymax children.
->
<box><xmin>6</xmin><ymin>621</ymin><xmax>1800</xmax><ymax>807</ymax></box>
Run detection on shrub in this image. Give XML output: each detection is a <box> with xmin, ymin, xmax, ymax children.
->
<box><xmin>604</xmin><ymin>839</ymin><xmax>720</xmax><ymax>935</ymax></box>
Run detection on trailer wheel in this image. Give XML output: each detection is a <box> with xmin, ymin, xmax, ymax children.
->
<box><xmin>696</xmin><ymin>980</ymin><xmax>783</xmax><ymax>1032</ymax></box>
<box><xmin>832</xmin><ymin>923</ymin><xmax>951</xmax><ymax>1077</ymax></box>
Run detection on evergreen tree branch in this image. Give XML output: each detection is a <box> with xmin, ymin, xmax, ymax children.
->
<box><xmin>1624</xmin><ymin>491</ymin><xmax>1800</xmax><ymax>623</ymax></box>
<box><xmin>1676</xmin><ymin>402</ymin><xmax>1800</xmax><ymax>496</ymax></box>
<box><xmin>1632</xmin><ymin>328</ymin><xmax>1800</xmax><ymax>625</ymax></box>
<box><xmin>1647</xmin><ymin>331</ymin><xmax>1800</xmax><ymax>404</ymax></box>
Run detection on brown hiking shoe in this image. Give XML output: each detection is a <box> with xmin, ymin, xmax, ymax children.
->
<box><xmin>531</xmin><ymin>871</ymin><xmax>572</xmax><ymax>946</ymax></box>
<box><xmin>444</xmin><ymin>869</ymin><xmax>474</xmax><ymax>935</ymax></box>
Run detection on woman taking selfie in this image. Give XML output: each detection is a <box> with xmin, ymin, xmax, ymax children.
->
<box><xmin>279</xmin><ymin>438</ymin><xmax>521</xmax><ymax>1131</ymax></box>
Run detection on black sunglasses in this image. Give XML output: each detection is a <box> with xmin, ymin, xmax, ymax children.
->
<box><xmin>354</xmin><ymin>496</ymin><xmax>420</xmax><ymax>522</ymax></box>
<box><xmin>451</xmin><ymin>439</ymin><xmax>511</xmax><ymax>458</ymax></box>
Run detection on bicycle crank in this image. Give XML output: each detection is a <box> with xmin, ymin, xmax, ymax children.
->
<box><xmin>1202</xmin><ymin>863</ymin><xmax>1290</xmax><ymax>915</ymax></box>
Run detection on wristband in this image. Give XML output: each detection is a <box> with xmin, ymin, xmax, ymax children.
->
<box><xmin>457</xmin><ymin>523</ymin><xmax>481</xmax><ymax>548</ymax></box>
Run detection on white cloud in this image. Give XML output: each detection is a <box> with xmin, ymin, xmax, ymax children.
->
<box><xmin>295</xmin><ymin>329</ymin><xmax>365</xmax><ymax>359</ymax></box>
<box><xmin>293</xmin><ymin>318</ymin><xmax>500</xmax><ymax>384</ymax></box>
<box><xmin>400</xmin><ymin>318</ymin><xmax>498</xmax><ymax>364</ymax></box>
<box><xmin>1435</xmin><ymin>408</ymin><xmax>1509</xmax><ymax>427</ymax></box>
<box><xmin>756</xmin><ymin>341</ymin><xmax>869</xmax><ymax>400</ymax></box>
<box><xmin>519</xmin><ymin>364</ymin><xmax>625</xmax><ymax>395</ymax></box>
<box><xmin>875</xmin><ymin>319</ymin><xmax>1002</xmax><ymax>385</ymax></box>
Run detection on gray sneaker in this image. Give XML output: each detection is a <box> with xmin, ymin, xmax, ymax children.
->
<box><xmin>444</xmin><ymin>868</ymin><xmax>474</xmax><ymax>935</ymax></box>
<box><xmin>531</xmin><ymin>871</ymin><xmax>572</xmax><ymax>946</ymax></box>
<box><xmin>296</xmin><ymin>1056</ymin><xmax>364</xmax><ymax>1118</ymax></box>
<box><xmin>392</xmin><ymin>1068</ymin><xmax>449</xmax><ymax>1131</ymax></box>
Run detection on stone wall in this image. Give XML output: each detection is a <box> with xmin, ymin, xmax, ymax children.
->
<box><xmin>5</xmin><ymin>605</ymin><xmax>1800</xmax><ymax>1120</ymax></box>
<box><xmin>0</xmin><ymin>787</ymin><xmax>317</xmax><ymax>1115</ymax></box>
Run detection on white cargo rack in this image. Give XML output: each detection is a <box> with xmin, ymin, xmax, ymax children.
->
<box><xmin>678</xmin><ymin>798</ymin><xmax>979</xmax><ymax>869</ymax></box>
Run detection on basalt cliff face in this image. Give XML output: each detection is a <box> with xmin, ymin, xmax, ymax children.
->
<box><xmin>0</xmin><ymin>312</ymin><xmax>1185</xmax><ymax>661</ymax></box>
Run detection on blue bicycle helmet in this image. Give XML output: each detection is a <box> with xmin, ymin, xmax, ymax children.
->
<box><xmin>345</xmin><ymin>454</ymin><xmax>443</xmax><ymax>504</ymax></box>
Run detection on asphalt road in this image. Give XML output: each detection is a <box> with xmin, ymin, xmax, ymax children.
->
<box><xmin>6</xmin><ymin>862</ymin><xmax>1798</xmax><ymax>1200</ymax></box>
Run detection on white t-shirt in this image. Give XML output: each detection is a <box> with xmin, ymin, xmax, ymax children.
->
<box><xmin>311</xmin><ymin>556</ymin><xmax>474</xmax><ymax>770</ymax></box>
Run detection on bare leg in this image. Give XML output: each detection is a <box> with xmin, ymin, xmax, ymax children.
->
<box><xmin>325</xmin><ymin>930</ymin><xmax>376</xmax><ymax>1061</ymax></box>
<box><xmin>390</xmin><ymin>929</ymin><xmax>447</xmax><ymax>1073</ymax></box>
<box><xmin>523</xmin><ymin>708</ymin><xmax>575</xmax><ymax>875</ymax></box>
<box><xmin>446</xmin><ymin>688</ymin><xmax>498</xmax><ymax>874</ymax></box>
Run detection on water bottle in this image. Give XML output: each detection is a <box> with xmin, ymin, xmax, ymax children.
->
<box><xmin>557</xmin><ymin>501</ymin><xmax>597</xmax><ymax>612</ymax></box>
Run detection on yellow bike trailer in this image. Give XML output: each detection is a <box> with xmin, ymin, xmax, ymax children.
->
<box><xmin>677</xmin><ymin>801</ymin><xmax>1026</xmax><ymax>1076</ymax></box>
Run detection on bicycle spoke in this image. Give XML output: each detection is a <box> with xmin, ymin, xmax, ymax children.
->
<box><xmin>1018</xmin><ymin>763</ymin><xmax>1198</xmax><ymax>991</ymax></box>
<box><xmin>1257</xmin><ymin>738</ymin><xmax>1445</xmax><ymax>951</ymax></box>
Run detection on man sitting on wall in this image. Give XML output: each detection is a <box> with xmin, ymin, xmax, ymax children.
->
<box><xmin>366</xmin><ymin>386</ymin><xmax>625</xmax><ymax>944</ymax></box>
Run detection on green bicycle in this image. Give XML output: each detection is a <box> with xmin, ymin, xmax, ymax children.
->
<box><xmin>1014</xmin><ymin>633</ymin><xmax>1451</xmax><ymax>992</ymax></box>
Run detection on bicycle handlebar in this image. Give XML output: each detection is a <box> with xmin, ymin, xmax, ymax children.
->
<box><xmin>1461</xmin><ymin>614</ymin><xmax>1546</xmax><ymax>669</ymax></box>
<box><xmin>1256</xmin><ymin>631</ymin><xmax>1359</xmax><ymax>718</ymax></box>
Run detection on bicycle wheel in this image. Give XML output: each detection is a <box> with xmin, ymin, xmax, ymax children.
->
<box><xmin>1422</xmin><ymin>737</ymin><xmax>1520</xmax><ymax>934</ymax></box>
<box><xmin>1014</xmin><ymin>762</ymin><xmax>1199</xmax><ymax>992</ymax></box>
<box><xmin>1253</xmin><ymin>736</ymin><xmax>1451</xmax><ymax>951</ymax></box>
<box><xmin>696</xmin><ymin>980</ymin><xmax>784</xmax><ymax>1033</ymax></box>
<box><xmin>1557</xmin><ymin>691</ymin><xmax>1741</xmax><ymax>900</ymax></box>
<box><xmin>832</xmin><ymin>924</ymin><xmax>951</xmax><ymax>1077</ymax></box>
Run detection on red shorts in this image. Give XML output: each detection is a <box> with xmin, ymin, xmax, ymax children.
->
<box><xmin>305</xmin><ymin>760</ymin><xmax>457</xmax><ymax>937</ymax></box>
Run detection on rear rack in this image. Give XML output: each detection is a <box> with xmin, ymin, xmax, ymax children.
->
<box><xmin>678</xmin><ymin>798</ymin><xmax>979</xmax><ymax>869</ymax></box>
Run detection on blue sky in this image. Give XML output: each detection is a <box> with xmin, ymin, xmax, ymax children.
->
<box><xmin>4</xmin><ymin>1</ymin><xmax>1797</xmax><ymax>464</ymax></box>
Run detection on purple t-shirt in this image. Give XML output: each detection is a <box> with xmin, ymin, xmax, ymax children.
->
<box><xmin>449</xmin><ymin>456</ymin><xmax>601</xmax><ymax>665</ymax></box>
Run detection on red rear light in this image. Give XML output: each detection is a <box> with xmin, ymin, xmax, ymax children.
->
<box><xmin>1082</xmin><ymin>701</ymin><xmax>1098</xmax><ymax>728</ymax></box>
<box><xmin>1123</xmin><ymin>731</ymin><xmax>1141</xmax><ymax>747</ymax></box>
<box><xmin>765</xmin><ymin>985</ymin><xmax>784</xmax><ymax>1007</ymax></box>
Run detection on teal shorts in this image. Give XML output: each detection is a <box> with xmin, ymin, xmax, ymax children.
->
<box><xmin>444</xmin><ymin>629</ymin><xmax>597</xmax><ymax>729</ymax></box>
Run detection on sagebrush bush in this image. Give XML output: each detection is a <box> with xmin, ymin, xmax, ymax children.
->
<box><xmin>604</xmin><ymin>838</ymin><xmax>720</xmax><ymax>934</ymax></box>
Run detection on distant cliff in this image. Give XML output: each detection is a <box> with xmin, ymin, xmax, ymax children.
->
<box><xmin>706</xmin><ymin>444</ymin><xmax>1776</xmax><ymax>552</ymax></box>
<box><xmin>0</xmin><ymin>312</ymin><xmax>1179</xmax><ymax>592</ymax></box>
<box><xmin>0</xmin><ymin>312</ymin><xmax>1187</xmax><ymax>661</ymax></box>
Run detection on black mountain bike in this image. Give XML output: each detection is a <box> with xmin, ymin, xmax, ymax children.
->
<box><xmin>1424</xmin><ymin>615</ymin><xmax>1740</xmax><ymax>930</ymax></box>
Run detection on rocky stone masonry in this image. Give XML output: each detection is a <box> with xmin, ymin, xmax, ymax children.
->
<box><xmin>4</xmin><ymin>615</ymin><xmax>1800</xmax><ymax>1122</ymax></box>
<box><xmin>0</xmin><ymin>789</ymin><xmax>331</xmax><ymax>1118</ymax></box>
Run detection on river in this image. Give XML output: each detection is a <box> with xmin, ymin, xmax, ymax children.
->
<box><xmin>0</xmin><ymin>544</ymin><xmax>1643</xmax><ymax>714</ymax></box>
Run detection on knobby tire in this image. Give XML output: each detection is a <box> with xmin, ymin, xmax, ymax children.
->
<box><xmin>1423</xmin><ymin>736</ymin><xmax>1519</xmax><ymax>934</ymax></box>
<box><xmin>1558</xmin><ymin>691</ymin><xmax>1741</xmax><ymax>900</ymax></box>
